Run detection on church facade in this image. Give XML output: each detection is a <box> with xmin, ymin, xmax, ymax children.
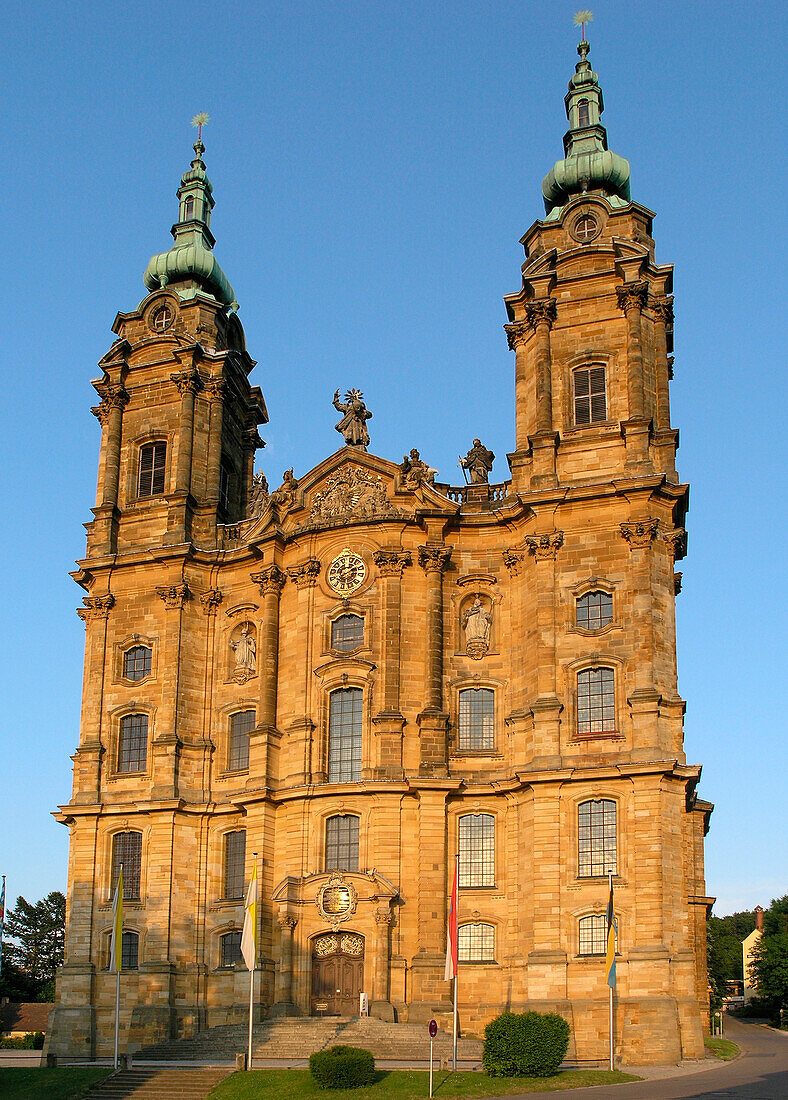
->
<box><xmin>49</xmin><ymin>38</ymin><xmax>713</xmax><ymax>1065</ymax></box>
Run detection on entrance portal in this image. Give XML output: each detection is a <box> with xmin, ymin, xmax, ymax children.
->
<box><xmin>311</xmin><ymin>932</ymin><xmax>365</xmax><ymax>1016</ymax></box>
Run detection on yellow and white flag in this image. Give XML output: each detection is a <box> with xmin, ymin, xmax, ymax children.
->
<box><xmin>109</xmin><ymin>867</ymin><xmax>124</xmax><ymax>973</ymax></box>
<box><xmin>240</xmin><ymin>857</ymin><xmax>258</xmax><ymax>971</ymax></box>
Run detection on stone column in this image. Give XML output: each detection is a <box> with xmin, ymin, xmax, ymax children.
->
<box><xmin>620</xmin><ymin>519</ymin><xmax>665</xmax><ymax>758</ymax></box>
<box><xmin>89</xmin><ymin>385</ymin><xmax>128</xmax><ymax>555</ymax></box>
<box><xmin>371</xmin><ymin>907</ymin><xmax>394</xmax><ymax>1020</ymax></box>
<box><xmin>371</xmin><ymin>550</ymin><xmax>412</xmax><ymax>780</ymax></box>
<box><xmin>204</xmin><ymin>378</ymin><xmax>225</xmax><ymax>505</ymax></box>
<box><xmin>242</xmin><ymin>427</ymin><xmax>264</xmax><ymax>514</ymax></box>
<box><xmin>169</xmin><ymin>369</ymin><xmax>202</xmax><ymax>541</ymax></box>
<box><xmin>416</xmin><ymin>546</ymin><xmax>451</xmax><ymax>777</ymax></box>
<box><xmin>74</xmin><ymin>594</ymin><xmax>115</xmax><ymax>802</ymax></box>
<box><xmin>617</xmin><ymin>282</ymin><xmax>650</xmax><ymax>467</ymax></box>
<box><xmin>152</xmin><ymin>583</ymin><xmax>190</xmax><ymax>797</ymax></box>
<box><xmin>525</xmin><ymin>533</ymin><xmax>564</xmax><ymax>765</ymax></box>
<box><xmin>527</xmin><ymin>299</ymin><xmax>559</xmax><ymax>488</ymax></box>
<box><xmin>502</xmin><ymin>551</ymin><xmax>531</xmax><ymax>766</ymax></box>
<box><xmin>272</xmin><ymin>915</ymin><xmax>298</xmax><ymax>1016</ymax></box>
<box><xmin>505</xmin><ymin>321</ymin><xmax>531</xmax><ymax>452</ymax></box>
<box><xmin>251</xmin><ymin>566</ymin><xmax>286</xmax><ymax>729</ymax></box>
<box><xmin>651</xmin><ymin>295</ymin><xmax>678</xmax><ymax>479</ymax></box>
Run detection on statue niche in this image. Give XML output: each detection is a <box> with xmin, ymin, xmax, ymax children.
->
<box><xmin>229</xmin><ymin>621</ymin><xmax>257</xmax><ymax>683</ymax></box>
<box><xmin>461</xmin><ymin>595</ymin><xmax>493</xmax><ymax>660</ymax></box>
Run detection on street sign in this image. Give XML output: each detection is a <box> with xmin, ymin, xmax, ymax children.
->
<box><xmin>428</xmin><ymin>1019</ymin><xmax>438</xmax><ymax>1037</ymax></box>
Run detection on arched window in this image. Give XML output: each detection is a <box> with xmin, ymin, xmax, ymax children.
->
<box><xmin>458</xmin><ymin>922</ymin><xmax>495</xmax><ymax>962</ymax></box>
<box><xmin>228</xmin><ymin>710</ymin><xmax>254</xmax><ymax>772</ymax></box>
<box><xmin>123</xmin><ymin>644</ymin><xmax>152</xmax><ymax>681</ymax></box>
<box><xmin>138</xmin><ymin>441</ymin><xmax>167</xmax><ymax>497</ymax></box>
<box><xmin>220</xmin><ymin>931</ymin><xmax>242</xmax><ymax>968</ymax></box>
<box><xmin>578</xmin><ymin>914</ymin><xmax>608</xmax><ymax>956</ymax></box>
<box><xmin>184</xmin><ymin>196</ymin><xmax>194</xmax><ymax>220</ymax></box>
<box><xmin>576</xmin><ymin>591</ymin><xmax>613</xmax><ymax>630</ymax></box>
<box><xmin>577</xmin><ymin>667</ymin><xmax>616</xmax><ymax>735</ymax></box>
<box><xmin>328</xmin><ymin>688</ymin><xmax>362</xmax><ymax>783</ymax></box>
<box><xmin>577</xmin><ymin>98</ymin><xmax>590</xmax><ymax>127</ymax></box>
<box><xmin>578</xmin><ymin>799</ymin><xmax>617</xmax><ymax>877</ymax></box>
<box><xmin>458</xmin><ymin>688</ymin><xmax>494</xmax><ymax>751</ymax></box>
<box><xmin>118</xmin><ymin>714</ymin><xmax>148</xmax><ymax>773</ymax></box>
<box><xmin>111</xmin><ymin>832</ymin><xmax>142</xmax><ymax>900</ymax></box>
<box><xmin>573</xmin><ymin>367</ymin><xmax>607</xmax><ymax>425</ymax></box>
<box><xmin>331</xmin><ymin>614</ymin><xmax>364</xmax><ymax>652</ymax></box>
<box><xmin>325</xmin><ymin>814</ymin><xmax>360</xmax><ymax>872</ymax></box>
<box><xmin>223</xmin><ymin>830</ymin><xmax>246</xmax><ymax>899</ymax></box>
<box><xmin>459</xmin><ymin>814</ymin><xmax>495</xmax><ymax>887</ymax></box>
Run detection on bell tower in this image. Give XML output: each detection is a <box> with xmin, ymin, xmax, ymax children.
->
<box><xmin>504</xmin><ymin>35</ymin><xmax>677</xmax><ymax>492</ymax></box>
<box><xmin>86</xmin><ymin>135</ymin><xmax>267</xmax><ymax>558</ymax></box>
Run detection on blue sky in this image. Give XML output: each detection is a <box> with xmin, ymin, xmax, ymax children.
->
<box><xmin>0</xmin><ymin>1</ymin><xmax>784</xmax><ymax>918</ymax></box>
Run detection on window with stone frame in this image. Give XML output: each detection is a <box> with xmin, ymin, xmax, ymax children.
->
<box><xmin>219</xmin><ymin>457</ymin><xmax>233</xmax><ymax>515</ymax></box>
<box><xmin>223</xmin><ymin>830</ymin><xmax>246</xmax><ymax>900</ymax></box>
<box><xmin>577</xmin><ymin>666</ymin><xmax>616</xmax><ymax>735</ymax></box>
<box><xmin>138</xmin><ymin>441</ymin><xmax>167</xmax><ymax>497</ymax></box>
<box><xmin>325</xmin><ymin>814</ymin><xmax>360</xmax><ymax>872</ymax></box>
<box><xmin>458</xmin><ymin>814</ymin><xmax>495</xmax><ymax>887</ymax></box>
<box><xmin>578</xmin><ymin>799</ymin><xmax>617</xmax><ymax>878</ymax></box>
<box><xmin>576</xmin><ymin>591</ymin><xmax>613</xmax><ymax>631</ymax></box>
<box><xmin>111</xmin><ymin>831</ymin><xmax>142</xmax><ymax>900</ymax></box>
<box><xmin>458</xmin><ymin>922</ymin><xmax>495</xmax><ymax>962</ymax></box>
<box><xmin>123</xmin><ymin>644</ymin><xmax>152</xmax><ymax>681</ymax></box>
<box><xmin>578</xmin><ymin>914</ymin><xmax>608</xmax><ymax>956</ymax></box>
<box><xmin>327</xmin><ymin>688</ymin><xmax>362</xmax><ymax>783</ymax></box>
<box><xmin>228</xmin><ymin>709</ymin><xmax>254</xmax><ymax>771</ymax></box>
<box><xmin>117</xmin><ymin>714</ymin><xmax>148</xmax><ymax>773</ymax></box>
<box><xmin>458</xmin><ymin>688</ymin><xmax>495</xmax><ymax>751</ymax></box>
<box><xmin>105</xmin><ymin>930</ymin><xmax>139</xmax><ymax>970</ymax></box>
<box><xmin>331</xmin><ymin>614</ymin><xmax>364</xmax><ymax>652</ymax></box>
<box><xmin>573</xmin><ymin>366</ymin><xmax>607</xmax><ymax>425</ymax></box>
<box><xmin>220</xmin><ymin>931</ymin><xmax>242</xmax><ymax>968</ymax></box>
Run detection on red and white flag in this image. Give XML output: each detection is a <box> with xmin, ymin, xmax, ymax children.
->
<box><xmin>444</xmin><ymin>858</ymin><xmax>458</xmax><ymax>980</ymax></box>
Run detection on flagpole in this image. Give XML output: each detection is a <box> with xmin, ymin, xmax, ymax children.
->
<box><xmin>247</xmin><ymin>852</ymin><xmax>258</xmax><ymax>1071</ymax></box>
<box><xmin>114</xmin><ymin>969</ymin><xmax>120</xmax><ymax>1070</ymax></box>
<box><xmin>247</xmin><ymin>959</ymin><xmax>255</xmax><ymax>1070</ymax></box>
<box><xmin>113</xmin><ymin>863</ymin><xmax>123</xmax><ymax>1072</ymax></box>
<box><xmin>608</xmin><ymin>870</ymin><xmax>614</xmax><ymax>1072</ymax></box>
<box><xmin>453</xmin><ymin>851</ymin><xmax>459</xmax><ymax>1072</ymax></box>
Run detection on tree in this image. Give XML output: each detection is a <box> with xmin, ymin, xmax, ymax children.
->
<box><xmin>751</xmin><ymin>896</ymin><xmax>788</xmax><ymax>1014</ymax></box>
<box><xmin>707</xmin><ymin>909</ymin><xmax>755</xmax><ymax>1004</ymax></box>
<box><xmin>3</xmin><ymin>892</ymin><xmax>65</xmax><ymax>1000</ymax></box>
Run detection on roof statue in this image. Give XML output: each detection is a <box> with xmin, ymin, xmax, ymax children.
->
<box><xmin>333</xmin><ymin>388</ymin><xmax>372</xmax><ymax>449</ymax></box>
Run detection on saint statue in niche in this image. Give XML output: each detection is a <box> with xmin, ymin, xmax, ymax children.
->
<box><xmin>462</xmin><ymin>595</ymin><xmax>492</xmax><ymax>659</ymax></box>
<box><xmin>333</xmin><ymin>388</ymin><xmax>372</xmax><ymax>448</ymax></box>
<box><xmin>230</xmin><ymin>623</ymin><xmax>256</xmax><ymax>674</ymax></box>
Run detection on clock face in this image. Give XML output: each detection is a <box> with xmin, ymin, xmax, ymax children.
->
<box><xmin>327</xmin><ymin>550</ymin><xmax>366</xmax><ymax>595</ymax></box>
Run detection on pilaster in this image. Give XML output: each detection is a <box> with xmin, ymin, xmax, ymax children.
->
<box><xmin>616</xmin><ymin>282</ymin><xmax>651</xmax><ymax>469</ymax></box>
<box><xmin>525</xmin><ymin>533</ymin><xmax>564</xmax><ymax>765</ymax></box>
<box><xmin>417</xmin><ymin>546</ymin><xmax>451</xmax><ymax>776</ymax></box>
<box><xmin>372</xmin><ymin>549</ymin><xmax>412</xmax><ymax>780</ymax></box>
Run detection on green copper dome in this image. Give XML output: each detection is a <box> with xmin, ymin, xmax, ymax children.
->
<box><xmin>541</xmin><ymin>39</ymin><xmax>631</xmax><ymax>217</ymax></box>
<box><xmin>144</xmin><ymin>140</ymin><xmax>238</xmax><ymax>311</ymax></box>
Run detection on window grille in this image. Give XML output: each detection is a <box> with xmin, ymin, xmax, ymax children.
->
<box><xmin>221</xmin><ymin>931</ymin><xmax>242</xmax><ymax>967</ymax></box>
<box><xmin>331</xmin><ymin>614</ymin><xmax>364</xmax><ymax>652</ymax></box>
<box><xmin>325</xmin><ymin>815</ymin><xmax>360</xmax><ymax>872</ymax></box>
<box><xmin>458</xmin><ymin>814</ymin><xmax>495</xmax><ymax>887</ymax></box>
<box><xmin>578</xmin><ymin>799</ymin><xmax>617</xmax><ymax>877</ymax></box>
<box><xmin>111</xmin><ymin>832</ymin><xmax>142</xmax><ymax>900</ymax></box>
<box><xmin>118</xmin><ymin>714</ymin><xmax>148</xmax><ymax>772</ymax></box>
<box><xmin>574</xmin><ymin>367</ymin><xmax>607</xmax><ymax>425</ymax></box>
<box><xmin>328</xmin><ymin>688</ymin><xmax>362</xmax><ymax>783</ymax></box>
<box><xmin>228</xmin><ymin>710</ymin><xmax>254</xmax><ymax>771</ymax></box>
<box><xmin>579</xmin><ymin>914</ymin><xmax>608</xmax><ymax>956</ymax></box>
<box><xmin>458</xmin><ymin>688</ymin><xmax>494</xmax><ymax>751</ymax></box>
<box><xmin>458</xmin><ymin>922</ymin><xmax>495</xmax><ymax>962</ymax></box>
<box><xmin>121</xmin><ymin>931</ymin><xmax>139</xmax><ymax>969</ymax></box>
<box><xmin>138</xmin><ymin>442</ymin><xmax>167</xmax><ymax>497</ymax></box>
<box><xmin>577</xmin><ymin>667</ymin><xmax>616</xmax><ymax>735</ymax></box>
<box><xmin>224</xmin><ymin>831</ymin><xmax>246</xmax><ymax>900</ymax></box>
<box><xmin>123</xmin><ymin>645</ymin><xmax>152</xmax><ymax>681</ymax></box>
<box><xmin>576</xmin><ymin>591</ymin><xmax>613</xmax><ymax>630</ymax></box>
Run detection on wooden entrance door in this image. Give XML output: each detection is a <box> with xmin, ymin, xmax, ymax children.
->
<box><xmin>311</xmin><ymin>932</ymin><xmax>365</xmax><ymax>1016</ymax></box>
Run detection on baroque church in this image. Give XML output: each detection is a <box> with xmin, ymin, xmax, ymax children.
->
<box><xmin>49</xmin><ymin>36</ymin><xmax>713</xmax><ymax>1065</ymax></box>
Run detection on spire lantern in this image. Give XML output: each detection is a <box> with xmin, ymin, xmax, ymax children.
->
<box><xmin>541</xmin><ymin>34</ymin><xmax>631</xmax><ymax>217</ymax></box>
<box><xmin>143</xmin><ymin>120</ymin><xmax>238</xmax><ymax>312</ymax></box>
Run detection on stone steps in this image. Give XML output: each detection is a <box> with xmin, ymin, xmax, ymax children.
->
<box><xmin>85</xmin><ymin>1068</ymin><xmax>231</xmax><ymax>1100</ymax></box>
<box><xmin>135</xmin><ymin>1017</ymin><xmax>484</xmax><ymax>1065</ymax></box>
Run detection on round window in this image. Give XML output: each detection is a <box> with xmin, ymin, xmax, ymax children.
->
<box><xmin>571</xmin><ymin>213</ymin><xmax>600</xmax><ymax>243</ymax></box>
<box><xmin>151</xmin><ymin>304</ymin><xmax>174</xmax><ymax>333</ymax></box>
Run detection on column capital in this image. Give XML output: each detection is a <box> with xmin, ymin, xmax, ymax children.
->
<box><xmin>91</xmin><ymin>385</ymin><xmax>129</xmax><ymax>424</ymax></box>
<box><xmin>170</xmin><ymin>369</ymin><xmax>203</xmax><ymax>396</ymax></box>
<box><xmin>277</xmin><ymin>914</ymin><xmax>298</xmax><ymax>932</ymax></box>
<box><xmin>200</xmin><ymin>588</ymin><xmax>223</xmax><ymax>615</ymax></box>
<box><xmin>651</xmin><ymin>294</ymin><xmax>674</xmax><ymax>325</ymax></box>
<box><xmin>243</xmin><ymin>427</ymin><xmax>265</xmax><ymax>451</ymax></box>
<box><xmin>251</xmin><ymin>565</ymin><xmax>287</xmax><ymax>595</ymax></box>
<box><xmin>620</xmin><ymin>518</ymin><xmax>660</xmax><ymax>549</ymax></box>
<box><xmin>503</xmin><ymin>548</ymin><xmax>526</xmax><ymax>575</ymax></box>
<box><xmin>287</xmin><ymin>559</ymin><xmax>321</xmax><ymax>588</ymax></box>
<box><xmin>417</xmin><ymin>546</ymin><xmax>452</xmax><ymax>574</ymax></box>
<box><xmin>664</xmin><ymin>527</ymin><xmax>688</xmax><ymax>561</ymax></box>
<box><xmin>373</xmin><ymin>550</ymin><xmax>413</xmax><ymax>576</ymax></box>
<box><xmin>204</xmin><ymin>377</ymin><xmax>226</xmax><ymax>399</ymax></box>
<box><xmin>525</xmin><ymin>532</ymin><xmax>564</xmax><ymax>560</ymax></box>
<box><xmin>156</xmin><ymin>582</ymin><xmax>191</xmax><ymax>608</ymax></box>
<box><xmin>77</xmin><ymin>593</ymin><xmax>115</xmax><ymax>621</ymax></box>
<box><xmin>616</xmin><ymin>281</ymin><xmax>649</xmax><ymax>315</ymax></box>
<box><xmin>504</xmin><ymin>321</ymin><xmax>530</xmax><ymax>350</ymax></box>
<box><xmin>525</xmin><ymin>297</ymin><xmax>557</xmax><ymax>330</ymax></box>
<box><xmin>375</xmin><ymin>907</ymin><xmax>393</xmax><ymax>927</ymax></box>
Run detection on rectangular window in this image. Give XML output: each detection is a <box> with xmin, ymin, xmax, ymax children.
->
<box><xmin>578</xmin><ymin>799</ymin><xmax>617</xmax><ymax>878</ymax></box>
<box><xmin>576</xmin><ymin>591</ymin><xmax>613</xmax><ymax>631</ymax></box>
<box><xmin>331</xmin><ymin>615</ymin><xmax>364</xmax><ymax>652</ymax></box>
<box><xmin>574</xmin><ymin>367</ymin><xmax>607</xmax><ymax>425</ymax></box>
<box><xmin>458</xmin><ymin>923</ymin><xmax>495</xmax><ymax>962</ymax></box>
<box><xmin>224</xmin><ymin>831</ymin><xmax>246</xmax><ymax>900</ymax></box>
<box><xmin>118</xmin><ymin>714</ymin><xmax>148</xmax><ymax>772</ymax></box>
<box><xmin>228</xmin><ymin>710</ymin><xmax>254</xmax><ymax>771</ymax></box>
<box><xmin>221</xmin><ymin>931</ymin><xmax>242</xmax><ymax>968</ymax></box>
<box><xmin>123</xmin><ymin>645</ymin><xmax>152</xmax><ymax>681</ymax></box>
<box><xmin>459</xmin><ymin>814</ymin><xmax>495</xmax><ymax>888</ymax></box>
<box><xmin>138</xmin><ymin>442</ymin><xmax>167</xmax><ymax>498</ymax></box>
<box><xmin>577</xmin><ymin>667</ymin><xmax>616</xmax><ymax>735</ymax></box>
<box><xmin>121</xmin><ymin>931</ymin><xmax>139</xmax><ymax>970</ymax></box>
<box><xmin>111</xmin><ymin>832</ymin><xmax>142</xmax><ymax>900</ymax></box>
<box><xmin>328</xmin><ymin>688</ymin><xmax>362</xmax><ymax>783</ymax></box>
<box><xmin>579</xmin><ymin>914</ymin><xmax>608</xmax><ymax>956</ymax></box>
<box><xmin>458</xmin><ymin>688</ymin><xmax>495</xmax><ymax>751</ymax></box>
<box><xmin>325</xmin><ymin>815</ymin><xmax>360</xmax><ymax>872</ymax></box>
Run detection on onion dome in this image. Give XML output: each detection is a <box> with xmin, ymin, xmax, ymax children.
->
<box><xmin>144</xmin><ymin>139</ymin><xmax>238</xmax><ymax>311</ymax></box>
<box><xmin>541</xmin><ymin>39</ymin><xmax>631</xmax><ymax>217</ymax></box>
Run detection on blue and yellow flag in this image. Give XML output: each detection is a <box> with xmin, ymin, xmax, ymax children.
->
<box><xmin>605</xmin><ymin>879</ymin><xmax>617</xmax><ymax>989</ymax></box>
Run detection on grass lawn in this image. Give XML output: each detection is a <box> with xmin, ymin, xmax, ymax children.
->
<box><xmin>704</xmin><ymin>1036</ymin><xmax>740</xmax><ymax>1061</ymax></box>
<box><xmin>208</xmin><ymin>1068</ymin><xmax>641</xmax><ymax>1099</ymax></box>
<box><xmin>0</xmin><ymin>1067</ymin><xmax>113</xmax><ymax>1100</ymax></box>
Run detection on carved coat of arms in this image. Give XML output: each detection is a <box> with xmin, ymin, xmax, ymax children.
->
<box><xmin>309</xmin><ymin>466</ymin><xmax>393</xmax><ymax>525</ymax></box>
<box><xmin>316</xmin><ymin>871</ymin><xmax>358</xmax><ymax>928</ymax></box>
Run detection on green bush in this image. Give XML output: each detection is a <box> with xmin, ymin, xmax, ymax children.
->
<box><xmin>483</xmin><ymin>1011</ymin><xmax>570</xmax><ymax>1077</ymax></box>
<box><xmin>309</xmin><ymin>1044</ymin><xmax>376</xmax><ymax>1089</ymax></box>
<box><xmin>0</xmin><ymin>1032</ymin><xmax>45</xmax><ymax>1049</ymax></box>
